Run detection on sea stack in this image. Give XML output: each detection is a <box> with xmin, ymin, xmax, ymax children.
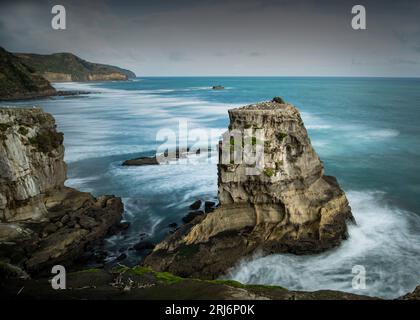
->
<box><xmin>144</xmin><ymin>99</ymin><xmax>354</xmax><ymax>278</ymax></box>
<box><xmin>0</xmin><ymin>107</ymin><xmax>123</xmax><ymax>273</ymax></box>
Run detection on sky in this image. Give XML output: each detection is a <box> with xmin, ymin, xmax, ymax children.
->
<box><xmin>1</xmin><ymin>0</ymin><xmax>420</xmax><ymax>76</ymax></box>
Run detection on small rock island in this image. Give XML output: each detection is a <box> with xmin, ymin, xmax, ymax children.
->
<box><xmin>144</xmin><ymin>99</ymin><xmax>354</xmax><ymax>278</ymax></box>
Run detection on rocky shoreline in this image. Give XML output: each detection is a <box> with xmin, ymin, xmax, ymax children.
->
<box><xmin>0</xmin><ymin>107</ymin><xmax>123</xmax><ymax>274</ymax></box>
<box><xmin>0</xmin><ymin>103</ymin><xmax>418</xmax><ymax>300</ymax></box>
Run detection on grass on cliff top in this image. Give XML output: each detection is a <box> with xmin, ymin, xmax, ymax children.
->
<box><xmin>110</xmin><ymin>265</ymin><xmax>286</xmax><ymax>290</ymax></box>
<box><xmin>113</xmin><ymin>265</ymin><xmax>184</xmax><ymax>285</ymax></box>
<box><xmin>263</xmin><ymin>168</ymin><xmax>275</xmax><ymax>177</ymax></box>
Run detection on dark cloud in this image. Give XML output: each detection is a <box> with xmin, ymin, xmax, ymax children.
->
<box><xmin>0</xmin><ymin>0</ymin><xmax>420</xmax><ymax>76</ymax></box>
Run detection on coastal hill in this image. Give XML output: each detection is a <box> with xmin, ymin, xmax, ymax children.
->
<box><xmin>15</xmin><ymin>52</ymin><xmax>136</xmax><ymax>82</ymax></box>
<box><xmin>0</xmin><ymin>47</ymin><xmax>57</xmax><ymax>100</ymax></box>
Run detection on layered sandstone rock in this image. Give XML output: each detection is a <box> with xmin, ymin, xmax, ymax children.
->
<box><xmin>0</xmin><ymin>107</ymin><xmax>123</xmax><ymax>273</ymax></box>
<box><xmin>144</xmin><ymin>100</ymin><xmax>354</xmax><ymax>278</ymax></box>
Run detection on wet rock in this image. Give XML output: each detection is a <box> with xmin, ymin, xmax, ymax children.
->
<box><xmin>204</xmin><ymin>201</ymin><xmax>216</xmax><ymax>213</ymax></box>
<box><xmin>115</xmin><ymin>253</ymin><xmax>127</xmax><ymax>262</ymax></box>
<box><xmin>212</xmin><ymin>85</ymin><xmax>225</xmax><ymax>90</ymax></box>
<box><xmin>182</xmin><ymin>211</ymin><xmax>204</xmax><ymax>224</ymax></box>
<box><xmin>168</xmin><ymin>222</ymin><xmax>178</xmax><ymax>228</ymax></box>
<box><xmin>108</xmin><ymin>221</ymin><xmax>130</xmax><ymax>235</ymax></box>
<box><xmin>122</xmin><ymin>156</ymin><xmax>158</xmax><ymax>166</ymax></box>
<box><xmin>133</xmin><ymin>241</ymin><xmax>155</xmax><ymax>252</ymax></box>
<box><xmin>189</xmin><ymin>200</ymin><xmax>202</xmax><ymax>211</ymax></box>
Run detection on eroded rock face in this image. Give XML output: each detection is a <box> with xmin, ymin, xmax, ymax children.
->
<box><xmin>144</xmin><ymin>100</ymin><xmax>354</xmax><ymax>278</ymax></box>
<box><xmin>0</xmin><ymin>107</ymin><xmax>123</xmax><ymax>273</ymax></box>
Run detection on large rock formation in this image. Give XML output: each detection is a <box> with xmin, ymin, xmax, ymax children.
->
<box><xmin>144</xmin><ymin>100</ymin><xmax>354</xmax><ymax>278</ymax></box>
<box><xmin>0</xmin><ymin>107</ymin><xmax>123</xmax><ymax>273</ymax></box>
<box><xmin>15</xmin><ymin>52</ymin><xmax>136</xmax><ymax>82</ymax></box>
<box><xmin>0</xmin><ymin>47</ymin><xmax>57</xmax><ymax>100</ymax></box>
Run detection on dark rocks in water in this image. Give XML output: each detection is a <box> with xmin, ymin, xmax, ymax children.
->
<box><xmin>56</xmin><ymin>90</ymin><xmax>94</xmax><ymax>96</ymax></box>
<box><xmin>122</xmin><ymin>156</ymin><xmax>158</xmax><ymax>166</ymax></box>
<box><xmin>133</xmin><ymin>241</ymin><xmax>155</xmax><ymax>252</ymax></box>
<box><xmin>182</xmin><ymin>211</ymin><xmax>204</xmax><ymax>224</ymax></box>
<box><xmin>212</xmin><ymin>85</ymin><xmax>225</xmax><ymax>90</ymax></box>
<box><xmin>139</xmin><ymin>232</ymin><xmax>148</xmax><ymax>241</ymax></box>
<box><xmin>204</xmin><ymin>201</ymin><xmax>216</xmax><ymax>213</ymax></box>
<box><xmin>189</xmin><ymin>200</ymin><xmax>202</xmax><ymax>210</ymax></box>
<box><xmin>115</xmin><ymin>253</ymin><xmax>127</xmax><ymax>262</ymax></box>
<box><xmin>168</xmin><ymin>222</ymin><xmax>178</xmax><ymax>228</ymax></box>
<box><xmin>108</xmin><ymin>221</ymin><xmax>130</xmax><ymax>235</ymax></box>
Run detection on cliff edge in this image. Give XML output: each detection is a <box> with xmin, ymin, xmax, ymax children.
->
<box><xmin>144</xmin><ymin>100</ymin><xmax>354</xmax><ymax>278</ymax></box>
<box><xmin>0</xmin><ymin>107</ymin><xmax>123</xmax><ymax>273</ymax></box>
<box><xmin>0</xmin><ymin>47</ymin><xmax>56</xmax><ymax>100</ymax></box>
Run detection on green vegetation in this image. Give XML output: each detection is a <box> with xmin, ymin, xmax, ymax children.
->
<box><xmin>112</xmin><ymin>265</ymin><xmax>183</xmax><ymax>285</ymax></box>
<box><xmin>207</xmin><ymin>279</ymin><xmax>284</xmax><ymax>291</ymax></box>
<box><xmin>18</xmin><ymin>126</ymin><xmax>28</xmax><ymax>135</ymax></box>
<box><xmin>277</xmin><ymin>132</ymin><xmax>288</xmax><ymax>142</ymax></box>
<box><xmin>0</xmin><ymin>47</ymin><xmax>56</xmax><ymax>100</ymax></box>
<box><xmin>155</xmin><ymin>272</ymin><xmax>184</xmax><ymax>284</ymax></box>
<box><xmin>208</xmin><ymin>279</ymin><xmax>247</xmax><ymax>288</ymax></box>
<box><xmin>29</xmin><ymin>130</ymin><xmax>63</xmax><ymax>153</ymax></box>
<box><xmin>0</xmin><ymin>123</ymin><xmax>12</xmax><ymax>132</ymax></box>
<box><xmin>272</xmin><ymin>96</ymin><xmax>285</xmax><ymax>104</ymax></box>
<box><xmin>263</xmin><ymin>168</ymin><xmax>275</xmax><ymax>177</ymax></box>
<box><xmin>70</xmin><ymin>268</ymin><xmax>101</xmax><ymax>274</ymax></box>
<box><xmin>15</xmin><ymin>52</ymin><xmax>135</xmax><ymax>82</ymax></box>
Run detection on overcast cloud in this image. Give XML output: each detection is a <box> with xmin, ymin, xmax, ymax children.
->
<box><xmin>1</xmin><ymin>0</ymin><xmax>420</xmax><ymax>76</ymax></box>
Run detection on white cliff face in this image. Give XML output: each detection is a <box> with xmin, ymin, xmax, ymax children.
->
<box><xmin>0</xmin><ymin>108</ymin><xmax>66</xmax><ymax>222</ymax></box>
<box><xmin>0</xmin><ymin>107</ymin><xmax>123</xmax><ymax>273</ymax></box>
<box><xmin>146</xmin><ymin>101</ymin><xmax>354</xmax><ymax>278</ymax></box>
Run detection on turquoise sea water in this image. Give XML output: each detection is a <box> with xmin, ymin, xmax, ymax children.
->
<box><xmin>2</xmin><ymin>77</ymin><xmax>420</xmax><ymax>298</ymax></box>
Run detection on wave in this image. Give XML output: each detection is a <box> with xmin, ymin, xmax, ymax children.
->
<box><xmin>225</xmin><ymin>190</ymin><xmax>420</xmax><ymax>299</ymax></box>
<box><xmin>356</xmin><ymin>129</ymin><xmax>400</xmax><ymax>140</ymax></box>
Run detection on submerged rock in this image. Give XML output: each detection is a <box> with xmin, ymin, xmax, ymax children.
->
<box><xmin>133</xmin><ymin>241</ymin><xmax>155</xmax><ymax>252</ymax></box>
<box><xmin>144</xmin><ymin>100</ymin><xmax>354</xmax><ymax>278</ymax></box>
<box><xmin>189</xmin><ymin>200</ymin><xmax>202</xmax><ymax>210</ymax></box>
<box><xmin>122</xmin><ymin>156</ymin><xmax>158</xmax><ymax>166</ymax></box>
<box><xmin>0</xmin><ymin>107</ymin><xmax>123</xmax><ymax>274</ymax></box>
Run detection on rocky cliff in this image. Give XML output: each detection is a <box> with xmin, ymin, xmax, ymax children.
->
<box><xmin>15</xmin><ymin>52</ymin><xmax>136</xmax><ymax>82</ymax></box>
<box><xmin>144</xmin><ymin>100</ymin><xmax>354</xmax><ymax>278</ymax></box>
<box><xmin>0</xmin><ymin>47</ymin><xmax>57</xmax><ymax>100</ymax></box>
<box><xmin>0</xmin><ymin>107</ymin><xmax>123</xmax><ymax>273</ymax></box>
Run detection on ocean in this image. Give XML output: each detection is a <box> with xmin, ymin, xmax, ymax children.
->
<box><xmin>2</xmin><ymin>77</ymin><xmax>420</xmax><ymax>298</ymax></box>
